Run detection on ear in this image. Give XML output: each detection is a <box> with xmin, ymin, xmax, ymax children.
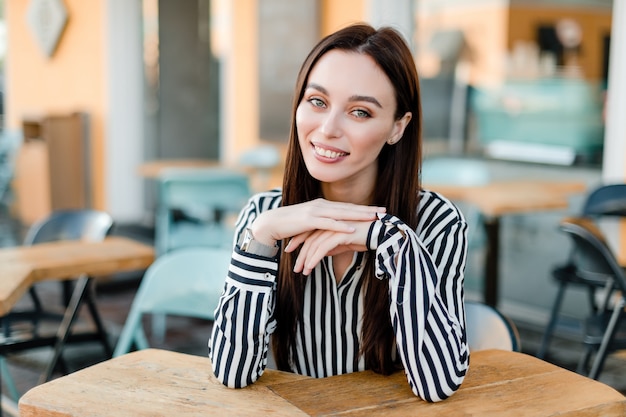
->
<box><xmin>389</xmin><ymin>112</ymin><xmax>412</xmax><ymax>144</ymax></box>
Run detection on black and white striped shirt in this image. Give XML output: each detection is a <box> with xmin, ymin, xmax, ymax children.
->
<box><xmin>209</xmin><ymin>189</ymin><xmax>469</xmax><ymax>402</ymax></box>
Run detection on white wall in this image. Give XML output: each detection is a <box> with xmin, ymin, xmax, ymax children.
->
<box><xmin>105</xmin><ymin>0</ymin><xmax>145</xmax><ymax>223</ymax></box>
<box><xmin>603</xmin><ymin>0</ymin><xmax>626</xmax><ymax>184</ymax></box>
<box><xmin>367</xmin><ymin>0</ymin><xmax>414</xmax><ymax>47</ymax></box>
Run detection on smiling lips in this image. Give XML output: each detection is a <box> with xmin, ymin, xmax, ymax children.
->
<box><xmin>314</xmin><ymin>144</ymin><xmax>348</xmax><ymax>160</ymax></box>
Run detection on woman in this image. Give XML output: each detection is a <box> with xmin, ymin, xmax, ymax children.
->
<box><xmin>209</xmin><ymin>23</ymin><xmax>469</xmax><ymax>402</ymax></box>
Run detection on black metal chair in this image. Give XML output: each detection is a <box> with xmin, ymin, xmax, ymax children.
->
<box><xmin>537</xmin><ymin>184</ymin><xmax>626</xmax><ymax>359</ymax></box>
<box><xmin>551</xmin><ymin>217</ymin><xmax>626</xmax><ymax>379</ymax></box>
<box><xmin>0</xmin><ymin>209</ymin><xmax>114</xmax><ymax>400</ymax></box>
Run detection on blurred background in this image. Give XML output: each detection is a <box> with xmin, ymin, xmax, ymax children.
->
<box><xmin>1</xmin><ymin>0</ymin><xmax>626</xmax><ymax>393</ymax></box>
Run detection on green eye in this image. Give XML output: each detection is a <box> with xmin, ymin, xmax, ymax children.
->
<box><xmin>352</xmin><ymin>109</ymin><xmax>371</xmax><ymax>118</ymax></box>
<box><xmin>309</xmin><ymin>98</ymin><xmax>325</xmax><ymax>108</ymax></box>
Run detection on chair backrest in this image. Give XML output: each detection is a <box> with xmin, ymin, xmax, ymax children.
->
<box><xmin>23</xmin><ymin>209</ymin><xmax>115</xmax><ymax>245</ymax></box>
<box><xmin>238</xmin><ymin>145</ymin><xmax>281</xmax><ymax>169</ymax></box>
<box><xmin>421</xmin><ymin>157</ymin><xmax>490</xmax><ymax>253</ymax></box>
<box><xmin>155</xmin><ymin>168</ymin><xmax>251</xmax><ymax>254</ymax></box>
<box><xmin>113</xmin><ymin>247</ymin><xmax>231</xmax><ymax>357</ymax></box>
<box><xmin>128</xmin><ymin>247</ymin><xmax>230</xmax><ymax>319</ymax></box>
<box><xmin>159</xmin><ymin>168</ymin><xmax>251</xmax><ymax>214</ymax></box>
<box><xmin>582</xmin><ymin>184</ymin><xmax>626</xmax><ymax>218</ymax></box>
<box><xmin>422</xmin><ymin>157</ymin><xmax>491</xmax><ymax>187</ymax></box>
<box><xmin>465</xmin><ymin>300</ymin><xmax>521</xmax><ymax>352</ymax></box>
<box><xmin>558</xmin><ymin>217</ymin><xmax>626</xmax><ymax>293</ymax></box>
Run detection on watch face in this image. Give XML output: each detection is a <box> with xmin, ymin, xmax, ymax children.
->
<box><xmin>240</xmin><ymin>227</ymin><xmax>278</xmax><ymax>257</ymax></box>
<box><xmin>241</xmin><ymin>228</ymin><xmax>254</xmax><ymax>250</ymax></box>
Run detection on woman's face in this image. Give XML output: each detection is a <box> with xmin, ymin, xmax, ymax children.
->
<box><xmin>295</xmin><ymin>50</ymin><xmax>411</xmax><ymax>197</ymax></box>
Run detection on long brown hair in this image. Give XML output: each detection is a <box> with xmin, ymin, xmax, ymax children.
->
<box><xmin>273</xmin><ymin>23</ymin><xmax>422</xmax><ymax>375</ymax></box>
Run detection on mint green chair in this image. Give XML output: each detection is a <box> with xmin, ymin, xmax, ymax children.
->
<box><xmin>422</xmin><ymin>157</ymin><xmax>491</xmax><ymax>294</ymax></box>
<box><xmin>155</xmin><ymin>168</ymin><xmax>251</xmax><ymax>257</ymax></box>
<box><xmin>421</xmin><ymin>157</ymin><xmax>491</xmax><ymax>246</ymax></box>
<box><xmin>113</xmin><ymin>247</ymin><xmax>231</xmax><ymax>357</ymax></box>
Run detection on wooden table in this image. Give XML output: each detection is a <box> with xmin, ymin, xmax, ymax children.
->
<box><xmin>0</xmin><ymin>237</ymin><xmax>154</xmax><ymax>398</ymax></box>
<box><xmin>427</xmin><ymin>180</ymin><xmax>587</xmax><ymax>307</ymax></box>
<box><xmin>137</xmin><ymin>159</ymin><xmax>284</xmax><ymax>192</ymax></box>
<box><xmin>136</xmin><ymin>159</ymin><xmax>221</xmax><ymax>179</ymax></box>
<box><xmin>18</xmin><ymin>348</ymin><xmax>626</xmax><ymax>416</ymax></box>
<box><xmin>0</xmin><ymin>237</ymin><xmax>155</xmax><ymax>316</ymax></box>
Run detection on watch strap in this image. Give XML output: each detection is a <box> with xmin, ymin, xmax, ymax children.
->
<box><xmin>240</xmin><ymin>227</ymin><xmax>279</xmax><ymax>257</ymax></box>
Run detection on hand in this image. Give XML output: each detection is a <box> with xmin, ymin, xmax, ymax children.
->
<box><xmin>250</xmin><ymin>198</ymin><xmax>384</xmax><ymax>247</ymax></box>
<box><xmin>286</xmin><ymin>220</ymin><xmax>374</xmax><ymax>275</ymax></box>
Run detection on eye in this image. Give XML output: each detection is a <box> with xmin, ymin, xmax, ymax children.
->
<box><xmin>351</xmin><ymin>109</ymin><xmax>371</xmax><ymax>119</ymax></box>
<box><xmin>308</xmin><ymin>98</ymin><xmax>326</xmax><ymax>108</ymax></box>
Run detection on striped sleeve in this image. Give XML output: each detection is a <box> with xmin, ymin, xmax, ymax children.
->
<box><xmin>208</xmin><ymin>190</ymin><xmax>283</xmax><ymax>388</ymax></box>
<box><xmin>367</xmin><ymin>191</ymin><xmax>469</xmax><ymax>402</ymax></box>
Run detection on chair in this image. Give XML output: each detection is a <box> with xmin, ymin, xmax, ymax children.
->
<box><xmin>537</xmin><ymin>184</ymin><xmax>626</xmax><ymax>359</ymax></box>
<box><xmin>422</xmin><ymin>157</ymin><xmax>491</xmax><ymax>292</ymax></box>
<box><xmin>465</xmin><ymin>300</ymin><xmax>521</xmax><ymax>352</ymax></box>
<box><xmin>422</xmin><ymin>157</ymin><xmax>490</xmax><ymax>240</ymax></box>
<box><xmin>113</xmin><ymin>247</ymin><xmax>231</xmax><ymax>357</ymax></box>
<box><xmin>0</xmin><ymin>209</ymin><xmax>114</xmax><ymax>401</ymax></box>
<box><xmin>237</xmin><ymin>144</ymin><xmax>281</xmax><ymax>192</ymax></box>
<box><xmin>155</xmin><ymin>168</ymin><xmax>251</xmax><ymax>256</ymax></box>
<box><xmin>551</xmin><ymin>217</ymin><xmax>626</xmax><ymax>379</ymax></box>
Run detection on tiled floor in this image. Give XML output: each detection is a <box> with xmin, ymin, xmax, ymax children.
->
<box><xmin>1</xmin><ymin>167</ymin><xmax>626</xmax><ymax>406</ymax></box>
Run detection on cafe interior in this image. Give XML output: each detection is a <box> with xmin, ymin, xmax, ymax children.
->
<box><xmin>1</xmin><ymin>0</ymin><xmax>626</xmax><ymax>415</ymax></box>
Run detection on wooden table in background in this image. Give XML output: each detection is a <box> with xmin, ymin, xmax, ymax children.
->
<box><xmin>19</xmin><ymin>348</ymin><xmax>626</xmax><ymax>416</ymax></box>
<box><xmin>137</xmin><ymin>159</ymin><xmax>284</xmax><ymax>192</ymax></box>
<box><xmin>0</xmin><ymin>237</ymin><xmax>155</xmax><ymax>409</ymax></box>
<box><xmin>136</xmin><ymin>159</ymin><xmax>220</xmax><ymax>179</ymax></box>
<box><xmin>427</xmin><ymin>180</ymin><xmax>587</xmax><ymax>307</ymax></box>
<box><xmin>0</xmin><ymin>237</ymin><xmax>155</xmax><ymax>316</ymax></box>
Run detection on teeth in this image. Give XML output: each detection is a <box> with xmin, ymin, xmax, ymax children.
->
<box><xmin>315</xmin><ymin>145</ymin><xmax>347</xmax><ymax>159</ymax></box>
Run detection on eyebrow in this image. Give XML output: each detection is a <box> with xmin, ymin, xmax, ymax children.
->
<box><xmin>306</xmin><ymin>83</ymin><xmax>383</xmax><ymax>108</ymax></box>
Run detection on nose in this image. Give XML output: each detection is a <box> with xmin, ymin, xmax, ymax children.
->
<box><xmin>319</xmin><ymin>110</ymin><xmax>342</xmax><ymax>138</ymax></box>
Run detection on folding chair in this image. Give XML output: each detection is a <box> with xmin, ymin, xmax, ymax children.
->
<box><xmin>113</xmin><ymin>247</ymin><xmax>231</xmax><ymax>357</ymax></box>
<box><xmin>554</xmin><ymin>217</ymin><xmax>626</xmax><ymax>379</ymax></box>
<box><xmin>537</xmin><ymin>184</ymin><xmax>626</xmax><ymax>359</ymax></box>
<box><xmin>1</xmin><ymin>209</ymin><xmax>114</xmax><ymax>401</ymax></box>
<box><xmin>155</xmin><ymin>168</ymin><xmax>251</xmax><ymax>256</ymax></box>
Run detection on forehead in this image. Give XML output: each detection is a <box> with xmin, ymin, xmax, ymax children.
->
<box><xmin>307</xmin><ymin>50</ymin><xmax>395</xmax><ymax>101</ymax></box>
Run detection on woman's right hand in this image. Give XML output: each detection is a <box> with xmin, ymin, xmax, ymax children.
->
<box><xmin>248</xmin><ymin>198</ymin><xmax>385</xmax><ymax>247</ymax></box>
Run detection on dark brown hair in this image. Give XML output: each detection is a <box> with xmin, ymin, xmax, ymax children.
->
<box><xmin>273</xmin><ymin>23</ymin><xmax>422</xmax><ymax>375</ymax></box>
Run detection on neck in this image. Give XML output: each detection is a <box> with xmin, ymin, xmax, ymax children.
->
<box><xmin>321</xmin><ymin>181</ymin><xmax>374</xmax><ymax>205</ymax></box>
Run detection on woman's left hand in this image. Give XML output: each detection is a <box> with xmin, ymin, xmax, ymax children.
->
<box><xmin>285</xmin><ymin>219</ymin><xmax>374</xmax><ymax>275</ymax></box>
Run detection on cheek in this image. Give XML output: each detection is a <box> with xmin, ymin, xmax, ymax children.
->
<box><xmin>295</xmin><ymin>104</ymin><xmax>315</xmax><ymax>138</ymax></box>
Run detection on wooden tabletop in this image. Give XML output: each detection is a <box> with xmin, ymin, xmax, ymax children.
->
<box><xmin>0</xmin><ymin>237</ymin><xmax>154</xmax><ymax>316</ymax></box>
<box><xmin>427</xmin><ymin>180</ymin><xmax>587</xmax><ymax>217</ymax></box>
<box><xmin>136</xmin><ymin>159</ymin><xmax>222</xmax><ymax>178</ymax></box>
<box><xmin>19</xmin><ymin>348</ymin><xmax>626</xmax><ymax>416</ymax></box>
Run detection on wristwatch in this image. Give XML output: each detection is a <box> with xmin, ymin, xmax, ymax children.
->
<box><xmin>240</xmin><ymin>227</ymin><xmax>279</xmax><ymax>257</ymax></box>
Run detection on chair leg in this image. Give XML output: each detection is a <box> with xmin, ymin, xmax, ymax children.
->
<box><xmin>83</xmin><ymin>283</ymin><xmax>113</xmax><ymax>358</ymax></box>
<box><xmin>133</xmin><ymin>327</ymin><xmax>150</xmax><ymax>351</ymax></box>
<box><xmin>0</xmin><ymin>356</ymin><xmax>19</xmax><ymax>402</ymax></box>
<box><xmin>151</xmin><ymin>314</ymin><xmax>167</xmax><ymax>344</ymax></box>
<box><xmin>576</xmin><ymin>345</ymin><xmax>593</xmax><ymax>375</ymax></box>
<box><xmin>39</xmin><ymin>276</ymin><xmax>90</xmax><ymax>384</ymax></box>
<box><xmin>537</xmin><ymin>283</ymin><xmax>568</xmax><ymax>359</ymax></box>
<box><xmin>113</xmin><ymin>306</ymin><xmax>147</xmax><ymax>358</ymax></box>
<box><xmin>587</xmin><ymin>298</ymin><xmax>625</xmax><ymax>380</ymax></box>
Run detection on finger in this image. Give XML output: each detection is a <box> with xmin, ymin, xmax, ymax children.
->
<box><xmin>293</xmin><ymin>230</ymin><xmax>331</xmax><ymax>274</ymax></box>
<box><xmin>298</xmin><ymin>230</ymin><xmax>345</xmax><ymax>275</ymax></box>
<box><xmin>284</xmin><ymin>231</ymin><xmax>311</xmax><ymax>253</ymax></box>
